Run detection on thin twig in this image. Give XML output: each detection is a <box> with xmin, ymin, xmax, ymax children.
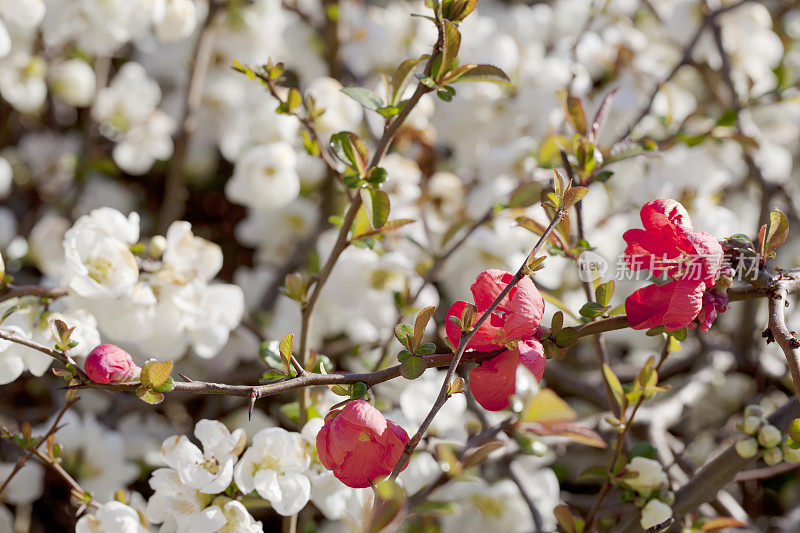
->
<box><xmin>157</xmin><ymin>2</ymin><xmax>223</xmax><ymax>233</ymax></box>
<box><xmin>389</xmin><ymin>208</ymin><xmax>567</xmax><ymax>479</ymax></box>
<box><xmin>0</xmin><ymin>398</ymin><xmax>78</xmax><ymax>498</ymax></box>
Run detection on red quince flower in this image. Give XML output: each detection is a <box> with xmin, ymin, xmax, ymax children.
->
<box><xmin>468</xmin><ymin>339</ymin><xmax>546</xmax><ymax>411</ymax></box>
<box><xmin>83</xmin><ymin>344</ymin><xmax>140</xmax><ymax>383</ymax></box>
<box><xmin>444</xmin><ymin>269</ymin><xmax>547</xmax><ymax>411</ymax></box>
<box><xmin>316</xmin><ymin>400</ymin><xmax>410</xmax><ymax>488</ymax></box>
<box><xmin>623</xmin><ymin>200</ymin><xmax>724</xmax><ymax>330</ymax></box>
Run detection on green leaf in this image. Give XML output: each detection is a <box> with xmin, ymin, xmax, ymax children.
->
<box><xmin>521</xmin><ymin>388</ymin><xmax>577</xmax><ymax>423</ymax></box>
<box><xmin>668</xmin><ymin>327</ymin><xmax>687</xmax><ymax>341</ymax></box>
<box><xmin>360</xmin><ymin>189</ymin><xmax>390</xmax><ymax>230</ymax></box>
<box><xmin>415</xmin><ymin>342</ymin><xmax>436</xmax><ymax>356</ymax></box>
<box><xmin>553</xmin><ymin>505</ymin><xmax>577</xmax><ymax>533</ymax></box>
<box><xmin>400</xmin><ymin>356</ymin><xmax>426</xmax><ymax>379</ymax></box>
<box><xmin>394</xmin><ymin>324</ymin><xmax>414</xmax><ymax>349</ymax></box>
<box><xmin>562</xmin><ymin>186</ymin><xmax>588</xmax><ymax>208</ymax></box>
<box><xmin>279</xmin><ymin>334</ymin><xmax>293</xmax><ymax>373</ymax></box>
<box><xmin>147</xmin><ymin>361</ymin><xmax>173</xmax><ymax>389</ymax></box>
<box><xmin>390</xmin><ymin>57</ymin><xmax>425</xmax><ymax>106</ymax></box>
<box><xmin>551</xmin><ymin>312</ymin><xmax>564</xmax><ymax>336</ymax></box>
<box><xmin>413</xmin><ymin>306</ymin><xmax>436</xmax><ymax>351</ymax></box>
<box><xmin>286</xmin><ymin>88</ymin><xmax>302</xmax><ymax>112</ymax></box>
<box><xmin>579</xmin><ymin>302</ymin><xmax>609</xmax><ymax>318</ymax></box>
<box><xmin>554</xmin><ymin>327</ymin><xmax>578</xmax><ymax>348</ymax></box>
<box><xmin>341</xmin><ymin>87</ymin><xmax>383</xmax><ymax>111</ymax></box>
<box><xmin>446</xmin><ymin>64</ymin><xmax>513</xmax><ymax>87</ymax></box>
<box><xmin>602</xmin><ymin>363</ymin><xmax>625</xmax><ymax>413</ymax></box>
<box><xmin>0</xmin><ymin>304</ymin><xmax>20</xmax><ymax>325</ymax></box>
<box><xmin>367</xmin><ymin>167</ymin><xmax>388</xmax><ymax>186</ymax></box>
<box><xmin>629</xmin><ymin>442</ymin><xmax>657</xmax><ymax>460</ymax></box>
<box><xmin>593</xmin><ymin>170</ymin><xmax>613</xmax><ymax>182</ymax></box>
<box><xmin>765</xmin><ymin>208</ymin><xmax>789</xmax><ymax>256</ymax></box>
<box><xmin>350</xmin><ymin>382</ymin><xmax>368</xmax><ymax>400</ymax></box>
<box><xmin>553</xmin><ymin>169</ymin><xmax>566</xmax><ymax>198</ymax></box>
<box><xmin>506</xmin><ymin>181</ymin><xmax>543</xmax><ymax>209</ymax></box>
<box><xmin>152</xmin><ymin>376</ymin><xmax>175</xmax><ymax>393</ymax></box>
<box><xmin>577</xmin><ymin>465</ymin><xmax>608</xmax><ymax>482</ymax></box>
<box><xmin>595</xmin><ymin>280</ymin><xmax>614</xmax><ymax>307</ymax></box>
<box><xmin>558</xmin><ymin>91</ymin><xmax>587</xmax><ymax>136</ymax></box>
<box><xmin>439</xmin><ymin>20</ymin><xmax>461</xmax><ymax>80</ymax></box>
<box><xmin>259</xmin><ymin>369</ymin><xmax>288</xmax><ymax>383</ymax></box>
<box><xmin>136</xmin><ymin>386</ymin><xmax>164</xmax><ymax>405</ymax></box>
<box><xmin>397</xmin><ymin>349</ymin><xmax>413</xmax><ymax>362</ymax></box>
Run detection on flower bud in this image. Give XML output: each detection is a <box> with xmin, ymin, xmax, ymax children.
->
<box><xmin>742</xmin><ymin>416</ymin><xmax>764</xmax><ymax>435</ymax></box>
<box><xmin>743</xmin><ymin>404</ymin><xmax>763</xmax><ymax>418</ymax></box>
<box><xmin>49</xmin><ymin>59</ymin><xmax>96</xmax><ymax>107</ymax></box>
<box><xmin>662</xmin><ymin>491</ymin><xmax>675</xmax><ymax>506</ymax></box>
<box><xmin>782</xmin><ymin>440</ymin><xmax>800</xmax><ymax>464</ymax></box>
<box><xmin>757</xmin><ymin>424</ymin><xmax>782</xmax><ymax>448</ymax></box>
<box><xmin>84</xmin><ymin>344</ymin><xmax>140</xmax><ymax>384</ymax></box>
<box><xmin>735</xmin><ymin>438</ymin><xmax>759</xmax><ymax>459</ymax></box>
<box><xmin>316</xmin><ymin>399</ymin><xmax>410</xmax><ymax>488</ymax></box>
<box><xmin>763</xmin><ymin>446</ymin><xmax>783</xmax><ymax>466</ymax></box>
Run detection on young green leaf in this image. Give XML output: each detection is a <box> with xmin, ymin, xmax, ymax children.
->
<box><xmin>595</xmin><ymin>280</ymin><xmax>615</xmax><ymax>307</ymax></box>
<box><xmin>341</xmin><ymin>87</ymin><xmax>383</xmax><ymax>111</ymax></box>
<box><xmin>147</xmin><ymin>361</ymin><xmax>173</xmax><ymax>389</ymax></box>
<box><xmin>389</xmin><ymin>57</ymin><xmax>425</xmax><ymax>106</ymax></box>
<box><xmin>602</xmin><ymin>363</ymin><xmax>625</xmax><ymax>413</ymax></box>
<box><xmin>413</xmin><ymin>306</ymin><xmax>436</xmax><ymax>351</ymax></box>
<box><xmin>445</xmin><ymin>64</ymin><xmax>513</xmax><ymax>87</ymax></box>
<box><xmin>439</xmin><ymin>20</ymin><xmax>461</xmax><ymax>80</ymax></box>
<box><xmin>279</xmin><ymin>334</ymin><xmax>293</xmax><ymax>373</ymax></box>
<box><xmin>360</xmin><ymin>189</ymin><xmax>391</xmax><ymax>230</ymax></box>
<box><xmin>765</xmin><ymin>208</ymin><xmax>789</xmax><ymax>256</ymax></box>
<box><xmin>558</xmin><ymin>91</ymin><xmax>587</xmax><ymax>136</ymax></box>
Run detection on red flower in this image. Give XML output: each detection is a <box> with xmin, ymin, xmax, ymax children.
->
<box><xmin>445</xmin><ymin>269</ymin><xmax>546</xmax><ymax>411</ymax></box>
<box><xmin>623</xmin><ymin>200</ymin><xmax>724</xmax><ymax>330</ymax></box>
<box><xmin>83</xmin><ymin>344</ymin><xmax>140</xmax><ymax>384</ymax></box>
<box><xmin>316</xmin><ymin>400</ymin><xmax>409</xmax><ymax>488</ymax></box>
<box><xmin>469</xmin><ymin>339</ymin><xmax>546</xmax><ymax>411</ymax></box>
<box><xmin>445</xmin><ymin>269</ymin><xmax>544</xmax><ymax>350</ymax></box>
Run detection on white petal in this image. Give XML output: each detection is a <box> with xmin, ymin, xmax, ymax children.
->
<box><xmin>272</xmin><ymin>473</ymin><xmax>311</xmax><ymax>516</ymax></box>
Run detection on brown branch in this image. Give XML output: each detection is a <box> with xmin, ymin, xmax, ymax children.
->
<box><xmin>389</xmin><ymin>208</ymin><xmax>567</xmax><ymax>479</ymax></box>
<box><xmin>0</xmin><ymin>398</ymin><xmax>78</xmax><ymax>498</ymax></box>
<box><xmin>767</xmin><ymin>284</ymin><xmax>800</xmax><ymax>404</ymax></box>
<box><xmin>0</xmin><ymin>285</ymin><xmax>67</xmax><ymax>303</ymax></box>
<box><xmin>157</xmin><ymin>2</ymin><xmax>224</xmax><ymax>233</ymax></box>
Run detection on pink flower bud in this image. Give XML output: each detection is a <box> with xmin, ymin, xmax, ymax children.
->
<box><xmin>84</xmin><ymin>344</ymin><xmax>140</xmax><ymax>383</ymax></box>
<box><xmin>316</xmin><ymin>400</ymin><xmax>409</xmax><ymax>488</ymax></box>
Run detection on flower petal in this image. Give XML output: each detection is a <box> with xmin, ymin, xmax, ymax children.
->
<box><xmin>469</xmin><ymin>349</ymin><xmax>520</xmax><ymax>411</ymax></box>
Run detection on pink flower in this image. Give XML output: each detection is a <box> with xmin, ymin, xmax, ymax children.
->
<box><xmin>83</xmin><ymin>344</ymin><xmax>140</xmax><ymax>384</ymax></box>
<box><xmin>623</xmin><ymin>200</ymin><xmax>724</xmax><ymax>330</ymax></box>
<box><xmin>316</xmin><ymin>400</ymin><xmax>410</xmax><ymax>488</ymax></box>
<box><xmin>469</xmin><ymin>340</ymin><xmax>546</xmax><ymax>411</ymax></box>
<box><xmin>444</xmin><ymin>269</ymin><xmax>547</xmax><ymax>411</ymax></box>
<box><xmin>445</xmin><ymin>269</ymin><xmax>545</xmax><ymax>350</ymax></box>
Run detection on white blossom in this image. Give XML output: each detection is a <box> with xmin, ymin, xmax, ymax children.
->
<box><xmin>161</xmin><ymin>419</ymin><xmax>246</xmax><ymax>494</ymax></box>
<box><xmin>75</xmin><ymin>501</ymin><xmax>148</xmax><ymax>533</ymax></box>
<box><xmin>234</xmin><ymin>427</ymin><xmax>311</xmax><ymax>516</ymax></box>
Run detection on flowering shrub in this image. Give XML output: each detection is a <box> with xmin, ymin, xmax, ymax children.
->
<box><xmin>0</xmin><ymin>0</ymin><xmax>799</xmax><ymax>532</ymax></box>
